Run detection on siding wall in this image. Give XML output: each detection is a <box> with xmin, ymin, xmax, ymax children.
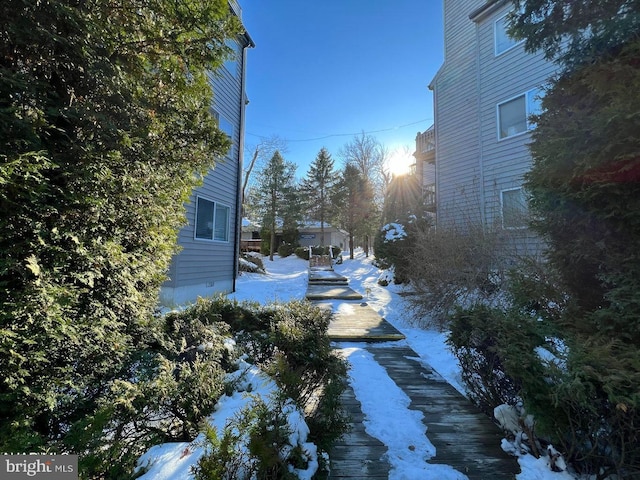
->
<box><xmin>433</xmin><ymin>0</ymin><xmax>558</xmax><ymax>256</ymax></box>
<box><xmin>475</xmin><ymin>4</ymin><xmax>556</xmax><ymax>256</ymax></box>
<box><xmin>476</xmin><ymin>5</ymin><xmax>555</xmax><ymax>229</ymax></box>
<box><xmin>432</xmin><ymin>0</ymin><xmax>484</xmax><ymax>229</ymax></box>
<box><xmin>162</xmin><ymin>36</ymin><xmax>248</xmax><ymax>306</ymax></box>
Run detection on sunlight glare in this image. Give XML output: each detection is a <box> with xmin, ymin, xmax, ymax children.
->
<box><xmin>387</xmin><ymin>148</ymin><xmax>414</xmax><ymax>177</ymax></box>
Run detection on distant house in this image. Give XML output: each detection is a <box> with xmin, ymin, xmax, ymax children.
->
<box><xmin>428</xmin><ymin>0</ymin><xmax>557</xmax><ymax>255</ymax></box>
<box><xmin>239</xmin><ymin>219</ymin><xmax>348</xmax><ymax>252</ymax></box>
<box><xmin>240</xmin><ymin>218</ymin><xmax>261</xmax><ymax>253</ymax></box>
<box><xmin>298</xmin><ymin>222</ymin><xmax>349</xmax><ymax>250</ymax></box>
<box><xmin>161</xmin><ymin>1</ymin><xmax>254</xmax><ymax>306</ymax></box>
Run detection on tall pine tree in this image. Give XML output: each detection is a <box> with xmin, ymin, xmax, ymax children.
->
<box><xmin>254</xmin><ymin>151</ymin><xmax>298</xmax><ymax>260</ymax></box>
<box><xmin>300</xmin><ymin>147</ymin><xmax>339</xmax><ymax>245</ymax></box>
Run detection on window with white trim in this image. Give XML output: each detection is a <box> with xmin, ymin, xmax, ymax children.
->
<box><xmin>501</xmin><ymin>187</ymin><xmax>528</xmax><ymax>229</ymax></box>
<box><xmin>497</xmin><ymin>89</ymin><xmax>543</xmax><ymax>139</ymax></box>
<box><xmin>495</xmin><ymin>13</ymin><xmax>523</xmax><ymax>55</ymax></box>
<box><xmin>195</xmin><ymin>196</ymin><xmax>230</xmax><ymax>241</ymax></box>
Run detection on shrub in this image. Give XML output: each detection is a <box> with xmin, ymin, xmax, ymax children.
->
<box><xmin>278</xmin><ymin>243</ymin><xmax>295</xmax><ymax>258</ymax></box>
<box><xmin>67</xmin><ymin>303</ymin><xmax>238</xmax><ymax>478</ymax></box>
<box><xmin>127</xmin><ymin>297</ymin><xmax>348</xmax><ymax>480</ymax></box>
<box><xmin>189</xmin><ymin>299</ymin><xmax>349</xmax><ymax>480</ymax></box>
<box><xmin>520</xmin><ymin>40</ymin><xmax>640</xmax><ymax>478</ymax></box>
<box><xmin>448</xmin><ymin>258</ymin><xmax>640</xmax><ymax>477</ymax></box>
<box><xmin>195</xmin><ymin>395</ymin><xmax>321</xmax><ymax>480</ymax></box>
<box><xmin>373</xmin><ymin>221</ymin><xmax>414</xmax><ymax>284</ymax></box>
<box><xmin>400</xmin><ymin>222</ymin><xmax>507</xmax><ymax>327</ymax></box>
<box><xmin>169</xmin><ymin>297</ymin><xmax>349</xmax><ymax>467</ymax></box>
<box><xmin>239</xmin><ymin>253</ymin><xmax>265</xmax><ymax>274</ymax></box>
<box><xmin>447</xmin><ymin>305</ymin><xmax>518</xmax><ymax>415</ymax></box>
<box><xmin>263</xmin><ymin>301</ymin><xmax>349</xmax><ymax>450</ymax></box>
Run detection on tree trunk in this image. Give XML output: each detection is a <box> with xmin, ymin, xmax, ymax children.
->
<box><xmin>270</xmin><ymin>222</ymin><xmax>276</xmax><ymax>261</ymax></box>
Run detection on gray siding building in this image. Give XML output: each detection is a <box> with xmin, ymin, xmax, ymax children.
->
<box><xmin>161</xmin><ymin>2</ymin><xmax>253</xmax><ymax>306</ymax></box>
<box><xmin>430</xmin><ymin>0</ymin><xmax>557</xmax><ymax>255</ymax></box>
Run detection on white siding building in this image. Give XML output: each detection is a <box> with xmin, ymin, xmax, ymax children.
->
<box><xmin>430</xmin><ymin>0</ymin><xmax>557</xmax><ymax>255</ymax></box>
<box><xmin>161</xmin><ymin>2</ymin><xmax>254</xmax><ymax>306</ymax></box>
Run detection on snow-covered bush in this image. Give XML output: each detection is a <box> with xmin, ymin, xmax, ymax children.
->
<box><xmin>129</xmin><ymin>297</ymin><xmax>348</xmax><ymax>479</ymax></box>
<box><xmin>377</xmin><ymin>266</ymin><xmax>395</xmax><ymax>286</ymax></box>
<box><xmin>374</xmin><ymin>215</ymin><xmax>432</xmax><ymax>285</ymax></box>
<box><xmin>175</xmin><ymin>297</ymin><xmax>350</xmax><ymax>454</ymax></box>
<box><xmin>239</xmin><ymin>252</ymin><xmax>265</xmax><ymax>274</ymax></box>
<box><xmin>194</xmin><ymin>395</ymin><xmax>320</xmax><ymax>480</ymax></box>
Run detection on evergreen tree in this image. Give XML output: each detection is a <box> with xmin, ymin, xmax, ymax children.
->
<box><xmin>254</xmin><ymin>151</ymin><xmax>298</xmax><ymax>260</ymax></box>
<box><xmin>334</xmin><ymin>164</ymin><xmax>375</xmax><ymax>259</ymax></box>
<box><xmin>0</xmin><ymin>0</ymin><xmax>240</xmax><ymax>467</ymax></box>
<box><xmin>381</xmin><ymin>172</ymin><xmax>423</xmax><ymax>225</ymax></box>
<box><xmin>510</xmin><ymin>0</ymin><xmax>640</xmax><ymax>67</ymax></box>
<box><xmin>300</xmin><ymin>147</ymin><xmax>339</xmax><ymax>245</ymax></box>
<box><xmin>506</xmin><ymin>3</ymin><xmax>640</xmax><ymax>474</ymax></box>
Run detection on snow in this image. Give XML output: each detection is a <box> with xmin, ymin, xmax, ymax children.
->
<box><xmin>137</xmin><ymin>249</ymin><xmax>577</xmax><ymax>479</ymax></box>
<box><xmin>135</xmin><ymin>361</ymin><xmax>319</xmax><ymax>480</ymax></box>
<box><xmin>339</xmin><ymin>345</ymin><xmax>468</xmax><ymax>480</ymax></box>
<box><xmin>381</xmin><ymin>222</ymin><xmax>407</xmax><ymax>242</ymax></box>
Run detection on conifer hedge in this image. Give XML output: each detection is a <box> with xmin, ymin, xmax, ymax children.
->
<box><xmin>0</xmin><ymin>0</ymin><xmax>240</xmax><ymax>475</ymax></box>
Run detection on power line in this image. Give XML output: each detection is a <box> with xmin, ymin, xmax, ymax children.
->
<box><xmin>246</xmin><ymin>117</ymin><xmax>433</xmax><ymax>143</ymax></box>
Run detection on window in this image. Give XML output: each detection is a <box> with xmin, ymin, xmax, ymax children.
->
<box><xmin>223</xmin><ymin>39</ymin><xmax>239</xmax><ymax>77</ymax></box>
<box><xmin>214</xmin><ymin>203</ymin><xmax>230</xmax><ymax>241</ymax></box>
<box><xmin>501</xmin><ymin>187</ymin><xmax>528</xmax><ymax>229</ymax></box>
<box><xmin>212</xmin><ymin>110</ymin><xmax>235</xmax><ymax>159</ymax></box>
<box><xmin>497</xmin><ymin>89</ymin><xmax>542</xmax><ymax>139</ymax></box>
<box><xmin>213</xmin><ymin>110</ymin><xmax>235</xmax><ymax>140</ymax></box>
<box><xmin>494</xmin><ymin>13</ymin><xmax>523</xmax><ymax>55</ymax></box>
<box><xmin>195</xmin><ymin>197</ymin><xmax>230</xmax><ymax>241</ymax></box>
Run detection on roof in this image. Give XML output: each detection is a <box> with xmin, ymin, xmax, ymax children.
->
<box><xmin>469</xmin><ymin>0</ymin><xmax>509</xmax><ymax>23</ymax></box>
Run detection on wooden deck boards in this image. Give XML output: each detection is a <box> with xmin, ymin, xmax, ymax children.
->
<box><xmin>329</xmin><ymin>384</ymin><xmax>391</xmax><ymax>479</ymax></box>
<box><xmin>305</xmin><ymin>284</ymin><xmax>364</xmax><ymax>300</ymax></box>
<box><xmin>320</xmin><ymin>301</ymin><xmax>406</xmax><ymax>342</ymax></box>
<box><xmin>305</xmin><ymin>270</ymin><xmax>519</xmax><ymax>479</ymax></box>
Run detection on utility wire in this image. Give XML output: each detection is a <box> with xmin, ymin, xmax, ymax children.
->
<box><xmin>246</xmin><ymin>117</ymin><xmax>432</xmax><ymax>143</ymax></box>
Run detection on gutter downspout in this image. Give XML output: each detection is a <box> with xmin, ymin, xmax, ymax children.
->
<box><xmin>475</xmin><ymin>20</ymin><xmax>486</xmax><ymax>229</ymax></box>
<box><xmin>233</xmin><ymin>34</ymin><xmax>254</xmax><ymax>292</ymax></box>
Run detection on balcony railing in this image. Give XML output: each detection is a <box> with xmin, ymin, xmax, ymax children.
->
<box><xmin>423</xmin><ymin>183</ymin><xmax>436</xmax><ymax>211</ymax></box>
<box><xmin>416</xmin><ymin>126</ymin><xmax>435</xmax><ymax>154</ymax></box>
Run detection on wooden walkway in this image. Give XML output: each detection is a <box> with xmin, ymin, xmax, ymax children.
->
<box><xmin>306</xmin><ymin>272</ymin><xmax>520</xmax><ymax>479</ymax></box>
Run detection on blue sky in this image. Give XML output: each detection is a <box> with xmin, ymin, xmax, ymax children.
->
<box><xmin>241</xmin><ymin>1</ymin><xmax>444</xmax><ymax>177</ymax></box>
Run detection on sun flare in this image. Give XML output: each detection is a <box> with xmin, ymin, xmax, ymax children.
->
<box><xmin>387</xmin><ymin>148</ymin><xmax>414</xmax><ymax>177</ymax></box>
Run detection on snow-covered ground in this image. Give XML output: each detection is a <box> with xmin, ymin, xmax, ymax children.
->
<box><xmin>136</xmin><ymin>249</ymin><xmax>576</xmax><ymax>479</ymax></box>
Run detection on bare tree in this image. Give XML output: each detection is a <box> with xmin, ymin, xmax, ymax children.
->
<box><xmin>242</xmin><ymin>135</ymin><xmax>288</xmax><ymax>208</ymax></box>
<box><xmin>339</xmin><ymin>132</ymin><xmax>389</xmax><ymax>255</ymax></box>
<box><xmin>339</xmin><ymin>131</ymin><xmax>388</xmax><ymax>207</ymax></box>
